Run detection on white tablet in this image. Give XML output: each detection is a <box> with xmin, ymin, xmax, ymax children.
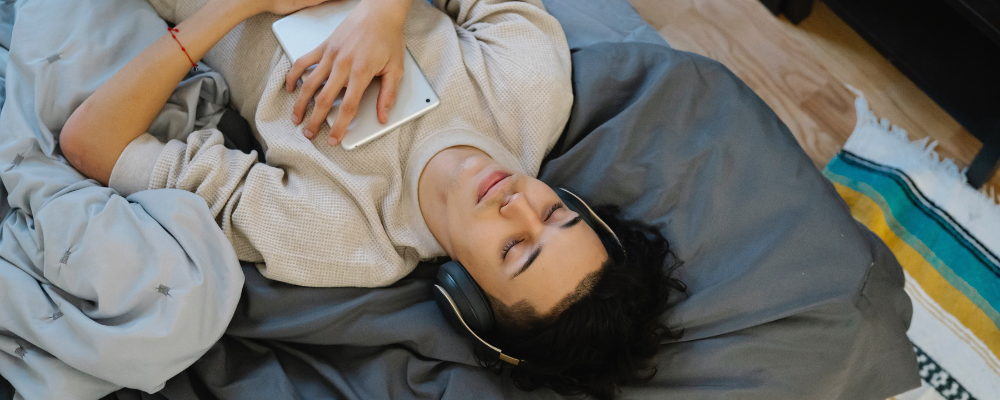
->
<box><xmin>272</xmin><ymin>0</ymin><xmax>440</xmax><ymax>150</ymax></box>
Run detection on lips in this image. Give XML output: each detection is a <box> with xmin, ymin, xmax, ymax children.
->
<box><xmin>477</xmin><ymin>170</ymin><xmax>511</xmax><ymax>203</ymax></box>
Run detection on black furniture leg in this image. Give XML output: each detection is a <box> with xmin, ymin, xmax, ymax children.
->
<box><xmin>759</xmin><ymin>0</ymin><xmax>816</xmax><ymax>24</ymax></box>
<box><xmin>782</xmin><ymin>0</ymin><xmax>815</xmax><ymax>24</ymax></box>
<box><xmin>966</xmin><ymin>124</ymin><xmax>1000</xmax><ymax>189</ymax></box>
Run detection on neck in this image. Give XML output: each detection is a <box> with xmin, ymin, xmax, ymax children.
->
<box><xmin>417</xmin><ymin>146</ymin><xmax>487</xmax><ymax>255</ymax></box>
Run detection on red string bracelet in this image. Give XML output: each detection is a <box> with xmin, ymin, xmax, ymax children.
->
<box><xmin>167</xmin><ymin>27</ymin><xmax>197</xmax><ymax>68</ymax></box>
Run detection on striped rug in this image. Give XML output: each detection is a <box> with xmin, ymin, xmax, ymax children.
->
<box><xmin>822</xmin><ymin>89</ymin><xmax>1000</xmax><ymax>400</ymax></box>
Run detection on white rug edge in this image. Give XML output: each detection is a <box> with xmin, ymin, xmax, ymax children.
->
<box><xmin>841</xmin><ymin>85</ymin><xmax>1000</xmax><ymax>259</ymax></box>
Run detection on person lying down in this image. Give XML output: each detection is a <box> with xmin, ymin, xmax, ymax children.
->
<box><xmin>60</xmin><ymin>0</ymin><xmax>685</xmax><ymax>397</ymax></box>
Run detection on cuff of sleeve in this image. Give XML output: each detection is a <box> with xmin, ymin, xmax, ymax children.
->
<box><xmin>109</xmin><ymin>133</ymin><xmax>165</xmax><ymax>197</ymax></box>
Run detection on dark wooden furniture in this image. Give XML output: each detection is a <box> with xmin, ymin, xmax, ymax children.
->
<box><xmin>761</xmin><ymin>0</ymin><xmax>1000</xmax><ymax>188</ymax></box>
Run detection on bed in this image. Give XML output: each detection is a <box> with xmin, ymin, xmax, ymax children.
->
<box><xmin>0</xmin><ymin>0</ymin><xmax>920</xmax><ymax>399</ymax></box>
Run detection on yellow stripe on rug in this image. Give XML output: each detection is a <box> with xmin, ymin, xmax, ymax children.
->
<box><xmin>832</xmin><ymin>182</ymin><xmax>1000</xmax><ymax>361</ymax></box>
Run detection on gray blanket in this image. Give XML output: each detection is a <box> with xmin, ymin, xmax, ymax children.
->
<box><xmin>103</xmin><ymin>42</ymin><xmax>918</xmax><ymax>400</ymax></box>
<box><xmin>0</xmin><ymin>1</ymin><xmax>243</xmax><ymax>398</ymax></box>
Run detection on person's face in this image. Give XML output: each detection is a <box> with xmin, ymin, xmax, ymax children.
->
<box><xmin>438</xmin><ymin>153</ymin><xmax>608</xmax><ymax>315</ymax></box>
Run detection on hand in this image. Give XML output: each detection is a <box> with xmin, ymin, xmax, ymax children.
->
<box><xmin>285</xmin><ymin>0</ymin><xmax>411</xmax><ymax>146</ymax></box>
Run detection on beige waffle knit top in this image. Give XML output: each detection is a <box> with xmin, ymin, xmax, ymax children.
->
<box><xmin>109</xmin><ymin>0</ymin><xmax>572</xmax><ymax>287</ymax></box>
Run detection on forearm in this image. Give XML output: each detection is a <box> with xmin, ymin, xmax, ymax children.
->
<box><xmin>62</xmin><ymin>0</ymin><xmax>258</xmax><ymax>185</ymax></box>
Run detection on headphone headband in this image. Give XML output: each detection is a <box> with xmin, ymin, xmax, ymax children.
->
<box><xmin>556</xmin><ymin>188</ymin><xmax>627</xmax><ymax>263</ymax></box>
<box><xmin>434</xmin><ymin>285</ymin><xmax>522</xmax><ymax>365</ymax></box>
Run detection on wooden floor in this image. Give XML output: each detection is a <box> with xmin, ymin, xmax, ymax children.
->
<box><xmin>628</xmin><ymin>0</ymin><xmax>1000</xmax><ymax>192</ymax></box>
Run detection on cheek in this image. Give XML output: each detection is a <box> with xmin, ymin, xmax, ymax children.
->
<box><xmin>447</xmin><ymin>203</ymin><xmax>492</xmax><ymax>256</ymax></box>
<box><xmin>453</xmin><ymin>223</ymin><xmax>507</xmax><ymax>290</ymax></box>
<box><xmin>454</xmin><ymin>223</ymin><xmax>493</xmax><ymax>263</ymax></box>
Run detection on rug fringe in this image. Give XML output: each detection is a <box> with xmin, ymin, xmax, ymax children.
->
<box><xmin>982</xmin><ymin>185</ymin><xmax>998</xmax><ymax>205</ymax></box>
<box><xmin>841</xmin><ymin>85</ymin><xmax>1000</xmax><ymax>251</ymax></box>
<box><xmin>845</xmin><ymin>85</ymin><xmax>967</xmax><ymax>180</ymax></box>
<box><xmin>844</xmin><ymin>84</ymin><xmax>998</xmax><ymax>206</ymax></box>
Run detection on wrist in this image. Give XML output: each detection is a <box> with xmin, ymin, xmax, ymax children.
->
<box><xmin>364</xmin><ymin>0</ymin><xmax>412</xmax><ymax>25</ymax></box>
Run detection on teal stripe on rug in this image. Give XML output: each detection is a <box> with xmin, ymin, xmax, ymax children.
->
<box><xmin>826</xmin><ymin>153</ymin><xmax>1000</xmax><ymax>278</ymax></box>
<box><xmin>824</xmin><ymin>153</ymin><xmax>1000</xmax><ymax>324</ymax></box>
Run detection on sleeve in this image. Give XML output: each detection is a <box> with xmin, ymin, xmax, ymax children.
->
<box><xmin>143</xmin><ymin>128</ymin><xmax>267</xmax><ymax>263</ymax></box>
<box><xmin>122</xmin><ymin>118</ymin><xmax>411</xmax><ymax>287</ymax></box>
<box><xmin>430</xmin><ymin>0</ymin><xmax>573</xmax><ymax>166</ymax></box>
<box><xmin>108</xmin><ymin>133</ymin><xmax>165</xmax><ymax>197</ymax></box>
<box><xmin>433</xmin><ymin>0</ymin><xmax>570</xmax><ymax>64</ymax></box>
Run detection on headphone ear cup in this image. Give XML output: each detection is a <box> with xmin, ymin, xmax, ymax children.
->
<box><xmin>435</xmin><ymin>261</ymin><xmax>495</xmax><ymax>333</ymax></box>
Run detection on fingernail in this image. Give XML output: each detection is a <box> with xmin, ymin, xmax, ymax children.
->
<box><xmin>292</xmin><ymin>115</ymin><xmax>301</xmax><ymax>125</ymax></box>
<box><xmin>328</xmin><ymin>136</ymin><xmax>339</xmax><ymax>146</ymax></box>
<box><xmin>304</xmin><ymin>128</ymin><xmax>313</xmax><ymax>138</ymax></box>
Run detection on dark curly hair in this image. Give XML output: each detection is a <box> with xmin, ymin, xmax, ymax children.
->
<box><xmin>478</xmin><ymin>205</ymin><xmax>686</xmax><ymax>399</ymax></box>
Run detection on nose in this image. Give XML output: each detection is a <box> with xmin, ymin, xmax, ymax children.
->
<box><xmin>501</xmin><ymin>192</ymin><xmax>543</xmax><ymax>232</ymax></box>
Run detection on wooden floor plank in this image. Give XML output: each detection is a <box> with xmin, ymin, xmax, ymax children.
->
<box><xmin>628</xmin><ymin>0</ymin><xmax>1000</xmax><ymax>191</ymax></box>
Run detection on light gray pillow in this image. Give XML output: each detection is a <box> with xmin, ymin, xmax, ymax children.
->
<box><xmin>539</xmin><ymin>41</ymin><xmax>920</xmax><ymax>399</ymax></box>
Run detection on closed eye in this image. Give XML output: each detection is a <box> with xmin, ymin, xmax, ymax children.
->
<box><xmin>545</xmin><ymin>203</ymin><xmax>564</xmax><ymax>222</ymax></box>
<box><xmin>501</xmin><ymin>203</ymin><xmax>565</xmax><ymax>261</ymax></box>
<box><xmin>502</xmin><ymin>238</ymin><xmax>523</xmax><ymax>260</ymax></box>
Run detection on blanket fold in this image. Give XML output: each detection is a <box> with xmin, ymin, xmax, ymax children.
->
<box><xmin>0</xmin><ymin>0</ymin><xmax>244</xmax><ymax>398</ymax></box>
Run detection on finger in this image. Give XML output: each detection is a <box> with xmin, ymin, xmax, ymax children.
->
<box><xmin>306</xmin><ymin>62</ymin><xmax>351</xmax><ymax>138</ymax></box>
<box><xmin>328</xmin><ymin>70</ymin><xmax>371</xmax><ymax>146</ymax></box>
<box><xmin>376</xmin><ymin>64</ymin><xmax>404</xmax><ymax>124</ymax></box>
<box><xmin>286</xmin><ymin>46</ymin><xmax>324</xmax><ymax>93</ymax></box>
<box><xmin>292</xmin><ymin>55</ymin><xmax>334</xmax><ymax>131</ymax></box>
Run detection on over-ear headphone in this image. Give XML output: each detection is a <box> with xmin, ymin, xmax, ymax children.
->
<box><xmin>433</xmin><ymin>187</ymin><xmax>626</xmax><ymax>365</ymax></box>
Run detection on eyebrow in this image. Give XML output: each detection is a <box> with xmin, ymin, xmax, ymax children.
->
<box><xmin>512</xmin><ymin>247</ymin><xmax>542</xmax><ymax>280</ymax></box>
<box><xmin>511</xmin><ymin>216</ymin><xmax>584</xmax><ymax>279</ymax></box>
<box><xmin>561</xmin><ymin>216</ymin><xmax>583</xmax><ymax>229</ymax></box>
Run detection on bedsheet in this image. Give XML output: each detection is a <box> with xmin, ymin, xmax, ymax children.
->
<box><xmin>0</xmin><ymin>0</ymin><xmax>245</xmax><ymax>398</ymax></box>
<box><xmin>103</xmin><ymin>42</ymin><xmax>918</xmax><ymax>400</ymax></box>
